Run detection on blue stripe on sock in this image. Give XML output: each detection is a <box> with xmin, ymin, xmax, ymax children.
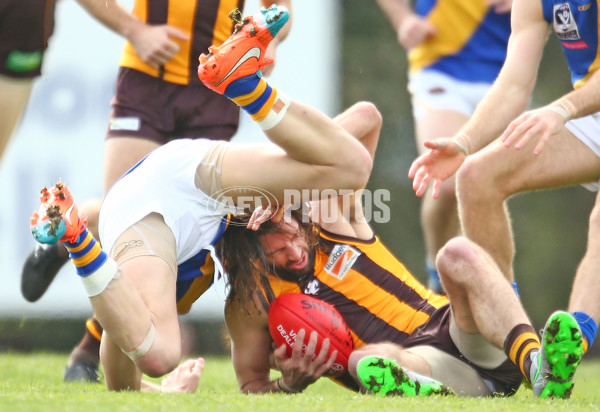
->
<box><xmin>243</xmin><ymin>86</ymin><xmax>272</xmax><ymax>115</ymax></box>
<box><xmin>224</xmin><ymin>75</ymin><xmax>261</xmax><ymax>99</ymax></box>
<box><xmin>76</xmin><ymin>252</ymin><xmax>108</xmax><ymax>277</ymax></box>
<box><xmin>572</xmin><ymin>311</ymin><xmax>598</xmax><ymax>350</ymax></box>
<box><xmin>68</xmin><ymin>238</ymin><xmax>96</xmax><ymax>260</ymax></box>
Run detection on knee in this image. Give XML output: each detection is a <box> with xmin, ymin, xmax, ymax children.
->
<box><xmin>137</xmin><ymin>348</ymin><xmax>181</xmax><ymax>378</ymax></box>
<box><xmin>339</xmin><ymin>101</ymin><xmax>379</xmax><ymax>189</ymax></box>
<box><xmin>351</xmin><ymin>101</ymin><xmax>383</xmax><ymax>134</ymax></box>
<box><xmin>456</xmin><ymin>155</ymin><xmax>502</xmax><ymax>205</ymax></box>
<box><xmin>436</xmin><ymin>237</ymin><xmax>480</xmax><ymax>285</ymax></box>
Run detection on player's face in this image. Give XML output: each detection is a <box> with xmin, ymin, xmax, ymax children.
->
<box><xmin>258</xmin><ymin>218</ymin><xmax>311</xmax><ymax>275</ymax></box>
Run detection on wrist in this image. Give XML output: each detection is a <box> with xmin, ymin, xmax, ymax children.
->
<box><xmin>548</xmin><ymin>97</ymin><xmax>577</xmax><ymax>121</ymax></box>
<box><xmin>276</xmin><ymin>377</ymin><xmax>301</xmax><ymax>394</ymax></box>
<box><xmin>453</xmin><ymin>132</ymin><xmax>472</xmax><ymax>156</ymax></box>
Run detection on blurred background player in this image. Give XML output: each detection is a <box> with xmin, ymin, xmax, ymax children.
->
<box><xmin>20</xmin><ymin>0</ymin><xmax>292</xmax><ymax>382</ymax></box>
<box><xmin>375</xmin><ymin>0</ymin><xmax>512</xmax><ymax>293</ymax></box>
<box><xmin>0</xmin><ymin>0</ymin><xmax>56</xmax><ymax>163</ymax></box>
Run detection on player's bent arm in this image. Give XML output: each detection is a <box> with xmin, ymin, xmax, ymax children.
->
<box><xmin>458</xmin><ymin>0</ymin><xmax>549</xmax><ymax>153</ymax></box>
<box><xmin>76</xmin><ymin>0</ymin><xmax>146</xmax><ymax>40</ymax></box>
<box><xmin>225</xmin><ymin>297</ymin><xmax>280</xmax><ymax>393</ymax></box>
<box><xmin>376</xmin><ymin>0</ymin><xmax>414</xmax><ymax>32</ymax></box>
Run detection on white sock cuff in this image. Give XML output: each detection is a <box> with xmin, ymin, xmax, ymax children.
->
<box><xmin>124</xmin><ymin>321</ymin><xmax>156</xmax><ymax>362</ymax></box>
<box><xmin>81</xmin><ymin>258</ymin><xmax>118</xmax><ymax>297</ymax></box>
<box><xmin>258</xmin><ymin>92</ymin><xmax>291</xmax><ymax>131</ymax></box>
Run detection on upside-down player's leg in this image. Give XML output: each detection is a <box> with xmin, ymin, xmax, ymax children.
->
<box><xmin>197</xmin><ymin>5</ymin><xmax>372</xmax><ymax>205</ymax></box>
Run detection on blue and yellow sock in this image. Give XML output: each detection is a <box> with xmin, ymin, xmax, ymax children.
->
<box><xmin>64</xmin><ymin>229</ymin><xmax>108</xmax><ymax>277</ymax></box>
<box><xmin>571</xmin><ymin>311</ymin><xmax>597</xmax><ymax>354</ymax></box>
<box><xmin>225</xmin><ymin>74</ymin><xmax>290</xmax><ymax>130</ymax></box>
<box><xmin>63</xmin><ymin>229</ymin><xmax>117</xmax><ymax>297</ymax></box>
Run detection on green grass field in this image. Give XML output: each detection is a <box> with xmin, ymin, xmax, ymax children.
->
<box><xmin>1</xmin><ymin>353</ymin><xmax>599</xmax><ymax>411</ymax></box>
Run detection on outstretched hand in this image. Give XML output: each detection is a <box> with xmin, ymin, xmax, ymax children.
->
<box><xmin>501</xmin><ymin>106</ymin><xmax>567</xmax><ymax>155</ymax></box>
<box><xmin>273</xmin><ymin>329</ymin><xmax>337</xmax><ymax>393</ymax></box>
<box><xmin>408</xmin><ymin>138</ymin><xmax>466</xmax><ymax>198</ymax></box>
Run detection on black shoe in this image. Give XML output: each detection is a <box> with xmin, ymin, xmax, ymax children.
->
<box><xmin>64</xmin><ymin>361</ymin><xmax>100</xmax><ymax>383</ymax></box>
<box><xmin>21</xmin><ymin>243</ymin><xmax>68</xmax><ymax>302</ymax></box>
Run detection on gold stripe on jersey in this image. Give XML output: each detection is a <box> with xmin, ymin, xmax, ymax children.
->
<box><xmin>119</xmin><ymin>0</ymin><xmax>241</xmax><ymax>85</ymax></box>
<box><xmin>177</xmin><ymin>258</ymin><xmax>215</xmax><ymax>314</ymax></box>
<box><xmin>163</xmin><ymin>1</ymin><xmax>198</xmax><ymax>84</ymax></box>
<box><xmin>408</xmin><ymin>0</ymin><xmax>488</xmax><ymax>73</ymax></box>
<box><xmin>213</xmin><ymin>0</ymin><xmax>239</xmax><ymax>46</ymax></box>
<box><xmin>574</xmin><ymin>55</ymin><xmax>600</xmax><ymax>89</ymax></box>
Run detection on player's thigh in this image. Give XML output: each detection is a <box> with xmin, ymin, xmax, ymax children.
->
<box><xmin>415</xmin><ymin>111</ymin><xmax>469</xmax><ymax>152</ymax></box>
<box><xmin>220</xmin><ymin>142</ymin><xmax>324</xmax><ymax>202</ymax></box>
<box><xmin>409</xmin><ymin>70</ymin><xmax>483</xmax><ymax>153</ymax></box>
<box><xmin>103</xmin><ymin>136</ymin><xmax>161</xmax><ymax>191</ymax></box>
<box><xmin>0</xmin><ymin>75</ymin><xmax>33</xmax><ymax>149</ymax></box>
<box><xmin>466</xmin><ymin>128</ymin><xmax>600</xmax><ymax>194</ymax></box>
<box><xmin>111</xmin><ymin>213</ymin><xmax>180</xmax><ymax>344</ymax></box>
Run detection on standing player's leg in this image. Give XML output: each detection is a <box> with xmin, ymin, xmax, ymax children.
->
<box><xmin>414</xmin><ymin>109</ymin><xmax>465</xmax><ymax>293</ymax></box>
<box><xmin>566</xmin><ymin>190</ymin><xmax>600</xmax><ymax>355</ymax></box>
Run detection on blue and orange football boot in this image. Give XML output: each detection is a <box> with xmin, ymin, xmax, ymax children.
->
<box><xmin>30</xmin><ymin>181</ymin><xmax>87</xmax><ymax>244</ymax></box>
<box><xmin>197</xmin><ymin>5</ymin><xmax>289</xmax><ymax>95</ymax></box>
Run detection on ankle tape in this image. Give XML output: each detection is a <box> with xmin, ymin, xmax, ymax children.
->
<box><xmin>81</xmin><ymin>258</ymin><xmax>117</xmax><ymax>297</ymax></box>
<box><xmin>124</xmin><ymin>322</ymin><xmax>156</xmax><ymax>362</ymax></box>
<box><xmin>258</xmin><ymin>92</ymin><xmax>290</xmax><ymax>130</ymax></box>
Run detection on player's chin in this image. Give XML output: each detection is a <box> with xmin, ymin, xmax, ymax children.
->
<box><xmin>287</xmin><ymin>255</ymin><xmax>307</xmax><ymax>271</ymax></box>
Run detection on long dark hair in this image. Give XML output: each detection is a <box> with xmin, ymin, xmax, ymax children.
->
<box><xmin>221</xmin><ymin>209</ymin><xmax>320</xmax><ymax>312</ymax></box>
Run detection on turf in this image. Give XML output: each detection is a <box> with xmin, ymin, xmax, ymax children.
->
<box><xmin>0</xmin><ymin>352</ymin><xmax>599</xmax><ymax>411</ymax></box>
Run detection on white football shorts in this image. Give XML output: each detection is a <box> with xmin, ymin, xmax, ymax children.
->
<box><xmin>407</xmin><ymin>69</ymin><xmax>493</xmax><ymax>121</ymax></box>
<box><xmin>566</xmin><ymin>112</ymin><xmax>600</xmax><ymax>191</ymax></box>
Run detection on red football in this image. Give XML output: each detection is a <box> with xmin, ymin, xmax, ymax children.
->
<box><xmin>268</xmin><ymin>293</ymin><xmax>355</xmax><ymax>376</ymax></box>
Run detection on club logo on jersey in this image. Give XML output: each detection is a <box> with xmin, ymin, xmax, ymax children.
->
<box><xmin>304</xmin><ymin>279</ymin><xmax>320</xmax><ymax>295</ymax></box>
<box><xmin>324</xmin><ymin>245</ymin><xmax>360</xmax><ymax>280</ymax></box>
<box><xmin>553</xmin><ymin>3</ymin><xmax>581</xmax><ymax>41</ymax></box>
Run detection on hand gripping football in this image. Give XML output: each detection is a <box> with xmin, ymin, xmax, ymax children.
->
<box><xmin>268</xmin><ymin>293</ymin><xmax>355</xmax><ymax>376</ymax></box>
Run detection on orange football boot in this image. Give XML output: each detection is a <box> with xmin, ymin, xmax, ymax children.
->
<box><xmin>30</xmin><ymin>181</ymin><xmax>87</xmax><ymax>244</ymax></box>
<box><xmin>198</xmin><ymin>5</ymin><xmax>289</xmax><ymax>94</ymax></box>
